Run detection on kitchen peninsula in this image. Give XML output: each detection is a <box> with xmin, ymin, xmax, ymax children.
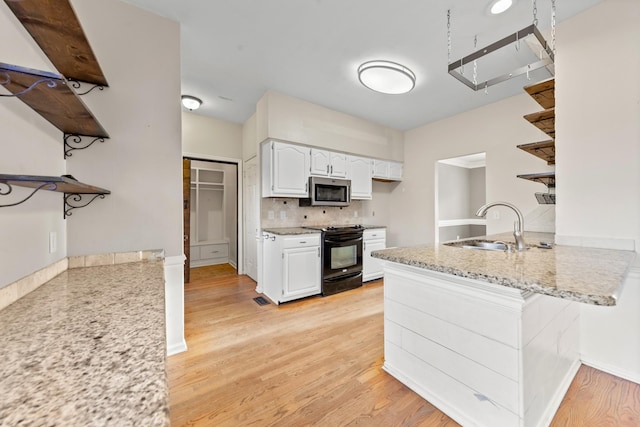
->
<box><xmin>372</xmin><ymin>232</ymin><xmax>635</xmax><ymax>427</ymax></box>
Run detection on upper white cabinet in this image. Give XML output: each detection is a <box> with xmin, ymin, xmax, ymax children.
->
<box><xmin>262</xmin><ymin>141</ymin><xmax>310</xmax><ymax>197</ymax></box>
<box><xmin>310</xmin><ymin>148</ymin><xmax>347</xmax><ymax>178</ymax></box>
<box><xmin>348</xmin><ymin>155</ymin><xmax>372</xmax><ymax>200</ymax></box>
<box><xmin>372</xmin><ymin>159</ymin><xmax>403</xmax><ymax>181</ymax></box>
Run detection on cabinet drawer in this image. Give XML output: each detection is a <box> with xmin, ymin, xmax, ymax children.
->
<box><xmin>199</xmin><ymin>243</ymin><xmax>229</xmax><ymax>259</ymax></box>
<box><xmin>282</xmin><ymin>234</ymin><xmax>321</xmax><ymax>249</ymax></box>
<box><xmin>364</xmin><ymin>228</ymin><xmax>386</xmax><ymax>240</ymax></box>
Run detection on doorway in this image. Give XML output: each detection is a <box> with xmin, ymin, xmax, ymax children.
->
<box><xmin>183</xmin><ymin>156</ymin><xmax>240</xmax><ymax>283</ymax></box>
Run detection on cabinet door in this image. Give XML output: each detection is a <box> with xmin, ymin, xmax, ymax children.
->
<box><xmin>272</xmin><ymin>142</ymin><xmax>310</xmax><ymax>196</ymax></box>
<box><xmin>349</xmin><ymin>156</ymin><xmax>372</xmax><ymax>199</ymax></box>
<box><xmin>363</xmin><ymin>239</ymin><xmax>386</xmax><ymax>281</ymax></box>
<box><xmin>282</xmin><ymin>246</ymin><xmax>321</xmax><ymax>300</ymax></box>
<box><xmin>372</xmin><ymin>160</ymin><xmax>389</xmax><ymax>178</ymax></box>
<box><xmin>329</xmin><ymin>152</ymin><xmax>348</xmax><ymax>178</ymax></box>
<box><xmin>388</xmin><ymin>161</ymin><xmax>403</xmax><ymax>181</ymax></box>
<box><xmin>310</xmin><ymin>148</ymin><xmax>330</xmax><ymax>176</ymax></box>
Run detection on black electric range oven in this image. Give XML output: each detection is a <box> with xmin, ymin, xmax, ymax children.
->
<box><xmin>304</xmin><ymin>225</ymin><xmax>364</xmax><ymax>296</ymax></box>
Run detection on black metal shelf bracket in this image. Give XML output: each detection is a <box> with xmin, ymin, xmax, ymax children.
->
<box><xmin>64</xmin><ymin>133</ymin><xmax>106</xmax><ymax>158</ymax></box>
<box><xmin>64</xmin><ymin>193</ymin><xmax>106</xmax><ymax>218</ymax></box>
<box><xmin>0</xmin><ymin>71</ymin><xmax>59</xmax><ymax>97</ymax></box>
<box><xmin>67</xmin><ymin>78</ymin><xmax>105</xmax><ymax>96</ymax></box>
<box><xmin>0</xmin><ymin>181</ymin><xmax>58</xmax><ymax>207</ymax></box>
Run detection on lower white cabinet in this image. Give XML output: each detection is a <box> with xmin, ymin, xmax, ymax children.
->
<box><xmin>363</xmin><ymin>228</ymin><xmax>386</xmax><ymax>281</ymax></box>
<box><xmin>262</xmin><ymin>232</ymin><xmax>321</xmax><ymax>304</ymax></box>
<box><xmin>190</xmin><ymin>240</ymin><xmax>229</xmax><ymax>267</ymax></box>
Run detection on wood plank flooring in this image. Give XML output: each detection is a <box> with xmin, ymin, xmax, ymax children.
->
<box><xmin>168</xmin><ymin>268</ymin><xmax>640</xmax><ymax>426</ymax></box>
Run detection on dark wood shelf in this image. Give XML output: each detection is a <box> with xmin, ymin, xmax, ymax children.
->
<box><xmin>0</xmin><ymin>174</ymin><xmax>110</xmax><ymax>194</ymax></box>
<box><xmin>517</xmin><ymin>140</ymin><xmax>555</xmax><ymax>165</ymax></box>
<box><xmin>0</xmin><ymin>62</ymin><xmax>109</xmax><ymax>138</ymax></box>
<box><xmin>524</xmin><ymin>77</ymin><xmax>555</xmax><ymax>109</ymax></box>
<box><xmin>524</xmin><ymin>107</ymin><xmax>555</xmax><ymax>139</ymax></box>
<box><xmin>517</xmin><ymin>172</ymin><xmax>556</xmax><ymax>188</ymax></box>
<box><xmin>3</xmin><ymin>0</ymin><xmax>108</xmax><ymax>87</ymax></box>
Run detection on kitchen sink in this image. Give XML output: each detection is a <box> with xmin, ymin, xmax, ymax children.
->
<box><xmin>443</xmin><ymin>239</ymin><xmax>511</xmax><ymax>251</ymax></box>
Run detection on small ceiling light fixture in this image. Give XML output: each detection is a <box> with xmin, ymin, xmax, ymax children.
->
<box><xmin>490</xmin><ymin>0</ymin><xmax>513</xmax><ymax>15</ymax></box>
<box><xmin>357</xmin><ymin>60</ymin><xmax>416</xmax><ymax>95</ymax></box>
<box><xmin>181</xmin><ymin>95</ymin><xmax>202</xmax><ymax>111</ymax></box>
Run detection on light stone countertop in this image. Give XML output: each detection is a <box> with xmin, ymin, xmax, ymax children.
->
<box><xmin>262</xmin><ymin>224</ymin><xmax>386</xmax><ymax>235</ymax></box>
<box><xmin>0</xmin><ymin>261</ymin><xmax>168</xmax><ymax>426</ymax></box>
<box><xmin>372</xmin><ymin>232</ymin><xmax>636</xmax><ymax>306</ymax></box>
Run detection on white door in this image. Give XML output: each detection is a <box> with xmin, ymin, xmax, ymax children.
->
<box><xmin>349</xmin><ymin>156</ymin><xmax>372</xmax><ymax>199</ymax></box>
<box><xmin>329</xmin><ymin>152</ymin><xmax>348</xmax><ymax>178</ymax></box>
<box><xmin>282</xmin><ymin>246</ymin><xmax>321</xmax><ymax>300</ymax></box>
<box><xmin>243</xmin><ymin>157</ymin><xmax>258</xmax><ymax>281</ymax></box>
<box><xmin>273</xmin><ymin>142</ymin><xmax>309</xmax><ymax>195</ymax></box>
<box><xmin>363</xmin><ymin>239</ymin><xmax>386</xmax><ymax>281</ymax></box>
<box><xmin>310</xmin><ymin>148</ymin><xmax>330</xmax><ymax>176</ymax></box>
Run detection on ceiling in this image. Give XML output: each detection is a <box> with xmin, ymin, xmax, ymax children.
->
<box><xmin>121</xmin><ymin>0</ymin><xmax>601</xmax><ymax>131</ymax></box>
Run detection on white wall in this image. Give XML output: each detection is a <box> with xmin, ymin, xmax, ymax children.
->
<box><xmin>0</xmin><ymin>1</ymin><xmax>70</xmax><ymax>288</ymax></box>
<box><xmin>556</xmin><ymin>0</ymin><xmax>640</xmax><ymax>251</ymax></box>
<box><xmin>183</xmin><ymin>112</ymin><xmax>243</xmax><ymax>160</ymax></box>
<box><xmin>256</xmin><ymin>90</ymin><xmax>404</xmax><ymax>161</ymax></box>
<box><xmin>555</xmin><ymin>0</ymin><xmax>640</xmax><ymax>383</ymax></box>
<box><xmin>242</xmin><ymin>113</ymin><xmax>257</xmax><ymax>161</ymax></box>
<box><xmin>397</xmin><ymin>94</ymin><xmax>554</xmax><ymax>247</ymax></box>
<box><xmin>64</xmin><ymin>0</ymin><xmax>183</xmax><ymax>259</ymax></box>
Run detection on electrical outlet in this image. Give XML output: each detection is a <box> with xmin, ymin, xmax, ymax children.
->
<box><xmin>268</xmin><ymin>210</ymin><xmax>275</xmax><ymax>220</ymax></box>
<box><xmin>49</xmin><ymin>231</ymin><xmax>57</xmax><ymax>254</ymax></box>
<box><xmin>493</xmin><ymin>210</ymin><xmax>500</xmax><ymax>220</ymax></box>
<box><xmin>280</xmin><ymin>211</ymin><xmax>287</xmax><ymax>220</ymax></box>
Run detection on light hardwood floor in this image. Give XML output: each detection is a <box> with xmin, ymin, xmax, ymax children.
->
<box><xmin>168</xmin><ymin>267</ymin><xmax>640</xmax><ymax>426</ymax></box>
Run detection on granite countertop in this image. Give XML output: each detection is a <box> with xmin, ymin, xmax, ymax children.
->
<box><xmin>0</xmin><ymin>261</ymin><xmax>169</xmax><ymax>426</ymax></box>
<box><xmin>372</xmin><ymin>232</ymin><xmax>636</xmax><ymax>306</ymax></box>
<box><xmin>263</xmin><ymin>224</ymin><xmax>386</xmax><ymax>235</ymax></box>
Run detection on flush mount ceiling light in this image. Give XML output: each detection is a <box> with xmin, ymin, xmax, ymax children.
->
<box><xmin>181</xmin><ymin>95</ymin><xmax>202</xmax><ymax>110</ymax></box>
<box><xmin>357</xmin><ymin>60</ymin><xmax>416</xmax><ymax>95</ymax></box>
<box><xmin>490</xmin><ymin>0</ymin><xmax>513</xmax><ymax>15</ymax></box>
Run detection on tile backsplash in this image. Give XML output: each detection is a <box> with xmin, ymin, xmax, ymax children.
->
<box><xmin>261</xmin><ymin>198</ymin><xmax>366</xmax><ymax>228</ymax></box>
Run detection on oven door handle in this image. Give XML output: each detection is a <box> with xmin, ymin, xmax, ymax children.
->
<box><xmin>324</xmin><ymin>271</ymin><xmax>363</xmax><ymax>282</ymax></box>
<box><xmin>324</xmin><ymin>236</ymin><xmax>363</xmax><ymax>244</ymax></box>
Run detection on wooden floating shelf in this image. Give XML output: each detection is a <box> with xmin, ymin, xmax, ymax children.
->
<box><xmin>524</xmin><ymin>77</ymin><xmax>555</xmax><ymax>109</ymax></box>
<box><xmin>3</xmin><ymin>0</ymin><xmax>108</xmax><ymax>86</ymax></box>
<box><xmin>517</xmin><ymin>172</ymin><xmax>556</xmax><ymax>188</ymax></box>
<box><xmin>517</xmin><ymin>140</ymin><xmax>555</xmax><ymax>165</ymax></box>
<box><xmin>0</xmin><ymin>174</ymin><xmax>110</xmax><ymax>218</ymax></box>
<box><xmin>524</xmin><ymin>107</ymin><xmax>555</xmax><ymax>139</ymax></box>
<box><xmin>0</xmin><ymin>62</ymin><xmax>109</xmax><ymax>138</ymax></box>
<box><xmin>0</xmin><ymin>174</ymin><xmax>110</xmax><ymax>194</ymax></box>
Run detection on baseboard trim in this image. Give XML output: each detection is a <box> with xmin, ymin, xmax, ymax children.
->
<box><xmin>581</xmin><ymin>357</ymin><xmax>640</xmax><ymax>385</ymax></box>
<box><xmin>167</xmin><ymin>339</ymin><xmax>188</xmax><ymax>356</ymax></box>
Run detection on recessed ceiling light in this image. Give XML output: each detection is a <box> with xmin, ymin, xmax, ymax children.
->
<box><xmin>490</xmin><ymin>0</ymin><xmax>513</xmax><ymax>14</ymax></box>
<box><xmin>357</xmin><ymin>60</ymin><xmax>416</xmax><ymax>95</ymax></box>
<box><xmin>181</xmin><ymin>95</ymin><xmax>202</xmax><ymax>110</ymax></box>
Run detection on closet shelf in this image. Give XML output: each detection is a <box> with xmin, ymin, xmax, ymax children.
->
<box><xmin>0</xmin><ymin>62</ymin><xmax>109</xmax><ymax>139</ymax></box>
<box><xmin>517</xmin><ymin>172</ymin><xmax>556</xmax><ymax>188</ymax></box>
<box><xmin>524</xmin><ymin>77</ymin><xmax>555</xmax><ymax>109</ymax></box>
<box><xmin>517</xmin><ymin>140</ymin><xmax>555</xmax><ymax>165</ymax></box>
<box><xmin>3</xmin><ymin>0</ymin><xmax>108</xmax><ymax>87</ymax></box>
<box><xmin>524</xmin><ymin>108</ymin><xmax>555</xmax><ymax>139</ymax></box>
<box><xmin>0</xmin><ymin>174</ymin><xmax>110</xmax><ymax>218</ymax></box>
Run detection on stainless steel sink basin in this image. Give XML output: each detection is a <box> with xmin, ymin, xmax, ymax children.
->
<box><xmin>444</xmin><ymin>239</ymin><xmax>510</xmax><ymax>251</ymax></box>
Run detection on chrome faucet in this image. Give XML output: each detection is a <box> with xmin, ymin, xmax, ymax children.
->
<box><xmin>475</xmin><ymin>202</ymin><xmax>527</xmax><ymax>251</ymax></box>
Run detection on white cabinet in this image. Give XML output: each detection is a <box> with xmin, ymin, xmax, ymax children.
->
<box><xmin>262</xmin><ymin>232</ymin><xmax>322</xmax><ymax>304</ymax></box>
<box><xmin>372</xmin><ymin>159</ymin><xmax>403</xmax><ymax>181</ymax></box>
<box><xmin>262</xmin><ymin>141</ymin><xmax>310</xmax><ymax>197</ymax></box>
<box><xmin>310</xmin><ymin>148</ymin><xmax>347</xmax><ymax>178</ymax></box>
<box><xmin>348</xmin><ymin>155</ymin><xmax>372</xmax><ymax>200</ymax></box>
<box><xmin>363</xmin><ymin>228</ymin><xmax>386</xmax><ymax>281</ymax></box>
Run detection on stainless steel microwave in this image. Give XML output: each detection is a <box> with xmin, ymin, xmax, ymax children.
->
<box><xmin>299</xmin><ymin>177</ymin><xmax>351</xmax><ymax>207</ymax></box>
